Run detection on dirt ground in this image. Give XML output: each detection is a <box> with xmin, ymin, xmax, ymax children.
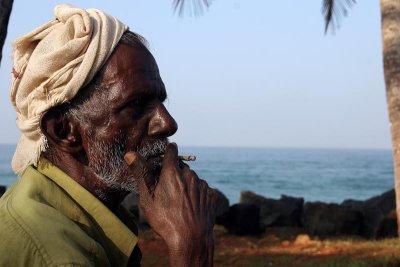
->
<box><xmin>138</xmin><ymin>226</ymin><xmax>400</xmax><ymax>267</ymax></box>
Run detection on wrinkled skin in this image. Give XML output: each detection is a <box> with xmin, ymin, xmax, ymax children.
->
<box><xmin>125</xmin><ymin>144</ymin><xmax>217</xmax><ymax>266</ymax></box>
<box><xmin>40</xmin><ymin>43</ymin><xmax>218</xmax><ymax>266</ymax></box>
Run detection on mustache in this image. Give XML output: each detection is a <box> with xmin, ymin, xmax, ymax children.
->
<box><xmin>137</xmin><ymin>138</ymin><xmax>169</xmax><ymax>159</ymax></box>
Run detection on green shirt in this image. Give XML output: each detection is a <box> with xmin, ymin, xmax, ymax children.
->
<box><xmin>0</xmin><ymin>159</ymin><xmax>139</xmax><ymax>267</ymax></box>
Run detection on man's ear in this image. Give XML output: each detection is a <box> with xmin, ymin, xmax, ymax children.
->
<box><xmin>40</xmin><ymin>108</ymin><xmax>83</xmax><ymax>153</ymax></box>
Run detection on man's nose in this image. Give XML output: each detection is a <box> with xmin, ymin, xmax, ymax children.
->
<box><xmin>148</xmin><ymin>103</ymin><xmax>178</xmax><ymax>137</ymax></box>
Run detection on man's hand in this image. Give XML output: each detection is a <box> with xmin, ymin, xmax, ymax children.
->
<box><xmin>124</xmin><ymin>143</ymin><xmax>218</xmax><ymax>267</ymax></box>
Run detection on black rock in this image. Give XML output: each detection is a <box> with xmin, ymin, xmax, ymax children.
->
<box><xmin>341</xmin><ymin>189</ymin><xmax>397</xmax><ymax>239</ymax></box>
<box><xmin>221</xmin><ymin>203</ymin><xmax>261</xmax><ymax>236</ymax></box>
<box><xmin>0</xmin><ymin>185</ymin><xmax>6</xmax><ymax>198</ymax></box>
<box><xmin>302</xmin><ymin>202</ymin><xmax>363</xmax><ymax>237</ymax></box>
<box><xmin>214</xmin><ymin>189</ymin><xmax>230</xmax><ymax>225</ymax></box>
<box><xmin>240</xmin><ymin>191</ymin><xmax>304</xmax><ymax>228</ymax></box>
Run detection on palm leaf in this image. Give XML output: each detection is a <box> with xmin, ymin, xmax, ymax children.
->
<box><xmin>322</xmin><ymin>0</ymin><xmax>356</xmax><ymax>34</ymax></box>
<box><xmin>172</xmin><ymin>0</ymin><xmax>212</xmax><ymax>16</ymax></box>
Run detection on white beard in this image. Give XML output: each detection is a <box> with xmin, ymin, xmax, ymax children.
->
<box><xmin>88</xmin><ymin>137</ymin><xmax>168</xmax><ymax>200</ymax></box>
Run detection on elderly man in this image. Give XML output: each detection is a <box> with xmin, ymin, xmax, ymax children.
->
<box><xmin>0</xmin><ymin>4</ymin><xmax>218</xmax><ymax>267</ymax></box>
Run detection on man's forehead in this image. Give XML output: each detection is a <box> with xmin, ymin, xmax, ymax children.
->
<box><xmin>97</xmin><ymin>43</ymin><xmax>165</xmax><ymax>102</ymax></box>
<box><xmin>105</xmin><ymin>73</ymin><xmax>164</xmax><ymax>102</ymax></box>
<box><xmin>101</xmin><ymin>44</ymin><xmax>160</xmax><ymax>83</ymax></box>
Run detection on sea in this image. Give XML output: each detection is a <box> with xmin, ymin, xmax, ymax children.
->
<box><xmin>0</xmin><ymin>144</ymin><xmax>395</xmax><ymax>204</ymax></box>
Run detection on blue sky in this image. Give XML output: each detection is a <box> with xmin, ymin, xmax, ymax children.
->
<box><xmin>0</xmin><ymin>1</ymin><xmax>390</xmax><ymax>149</ymax></box>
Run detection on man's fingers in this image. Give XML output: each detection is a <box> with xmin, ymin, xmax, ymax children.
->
<box><xmin>162</xmin><ymin>142</ymin><xmax>179</xmax><ymax>168</ymax></box>
<box><xmin>124</xmin><ymin>151</ymin><xmax>155</xmax><ymax>195</ymax></box>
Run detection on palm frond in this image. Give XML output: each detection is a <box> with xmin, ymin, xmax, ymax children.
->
<box><xmin>322</xmin><ymin>0</ymin><xmax>356</xmax><ymax>34</ymax></box>
<box><xmin>172</xmin><ymin>0</ymin><xmax>212</xmax><ymax>17</ymax></box>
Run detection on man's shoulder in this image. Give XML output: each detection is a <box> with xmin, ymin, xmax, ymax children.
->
<box><xmin>0</xmin><ymin>167</ymin><xmax>110</xmax><ymax>267</ymax></box>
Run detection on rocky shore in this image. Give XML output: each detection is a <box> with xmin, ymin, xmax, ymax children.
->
<box><xmin>120</xmin><ymin>188</ymin><xmax>398</xmax><ymax>240</ymax></box>
<box><xmin>218</xmin><ymin>189</ymin><xmax>397</xmax><ymax>239</ymax></box>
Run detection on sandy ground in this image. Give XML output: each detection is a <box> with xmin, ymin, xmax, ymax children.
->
<box><xmin>138</xmin><ymin>226</ymin><xmax>400</xmax><ymax>267</ymax></box>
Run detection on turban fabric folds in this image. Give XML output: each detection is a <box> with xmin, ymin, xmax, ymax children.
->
<box><xmin>10</xmin><ymin>4</ymin><xmax>128</xmax><ymax>175</ymax></box>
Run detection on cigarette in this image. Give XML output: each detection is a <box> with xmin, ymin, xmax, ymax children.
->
<box><xmin>160</xmin><ymin>155</ymin><xmax>197</xmax><ymax>161</ymax></box>
<box><xmin>178</xmin><ymin>155</ymin><xmax>196</xmax><ymax>161</ymax></box>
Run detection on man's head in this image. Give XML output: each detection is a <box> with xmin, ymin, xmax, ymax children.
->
<box><xmin>10</xmin><ymin>4</ymin><xmax>128</xmax><ymax>175</ymax></box>
<box><xmin>10</xmin><ymin>5</ymin><xmax>177</xmax><ymax>202</ymax></box>
<box><xmin>40</xmin><ymin>31</ymin><xmax>178</xmax><ymax>200</ymax></box>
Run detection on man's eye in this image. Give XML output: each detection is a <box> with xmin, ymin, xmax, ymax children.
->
<box><xmin>128</xmin><ymin>98</ymin><xmax>142</xmax><ymax>108</ymax></box>
<box><xmin>124</xmin><ymin>98</ymin><xmax>148</xmax><ymax>118</ymax></box>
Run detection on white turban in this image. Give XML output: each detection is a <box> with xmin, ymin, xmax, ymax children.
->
<box><xmin>10</xmin><ymin>4</ymin><xmax>128</xmax><ymax>175</ymax></box>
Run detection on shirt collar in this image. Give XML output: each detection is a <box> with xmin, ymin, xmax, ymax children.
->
<box><xmin>36</xmin><ymin>158</ymin><xmax>138</xmax><ymax>266</ymax></box>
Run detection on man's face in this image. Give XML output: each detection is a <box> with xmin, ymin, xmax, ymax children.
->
<box><xmin>78</xmin><ymin>43</ymin><xmax>177</xmax><ymax>195</ymax></box>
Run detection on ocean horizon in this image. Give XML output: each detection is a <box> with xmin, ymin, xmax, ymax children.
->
<box><xmin>0</xmin><ymin>144</ymin><xmax>395</xmax><ymax>204</ymax></box>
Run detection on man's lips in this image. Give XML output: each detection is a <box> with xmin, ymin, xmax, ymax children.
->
<box><xmin>136</xmin><ymin>139</ymin><xmax>169</xmax><ymax>160</ymax></box>
<box><xmin>146</xmin><ymin>153</ymin><xmax>164</xmax><ymax>161</ymax></box>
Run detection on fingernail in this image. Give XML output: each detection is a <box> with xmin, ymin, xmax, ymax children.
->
<box><xmin>124</xmin><ymin>152</ymin><xmax>137</xmax><ymax>165</ymax></box>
